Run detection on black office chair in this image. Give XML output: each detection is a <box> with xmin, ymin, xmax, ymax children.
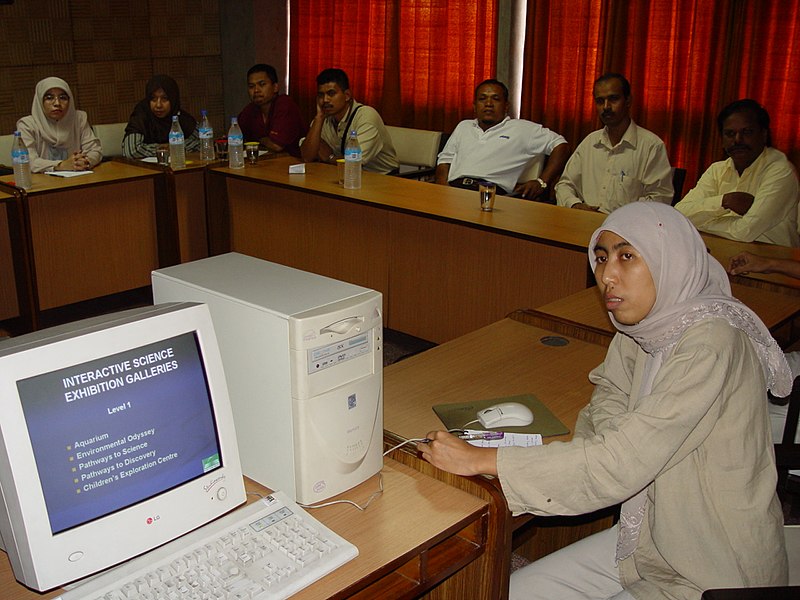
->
<box><xmin>702</xmin><ymin>378</ymin><xmax>800</xmax><ymax>599</ymax></box>
<box><xmin>671</xmin><ymin>167</ymin><xmax>687</xmax><ymax>206</ymax></box>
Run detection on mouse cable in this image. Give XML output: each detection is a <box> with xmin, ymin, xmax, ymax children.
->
<box><xmin>298</xmin><ymin>473</ymin><xmax>384</xmax><ymax>512</ymax></box>
<box><xmin>246</xmin><ymin>479</ymin><xmax>383</xmax><ymax>512</ymax></box>
<box><xmin>383</xmin><ymin>428</ymin><xmax>469</xmax><ymax>455</ymax></box>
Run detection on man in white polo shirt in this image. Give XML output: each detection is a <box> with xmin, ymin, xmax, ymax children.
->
<box><xmin>435</xmin><ymin>79</ymin><xmax>569</xmax><ymax>199</ymax></box>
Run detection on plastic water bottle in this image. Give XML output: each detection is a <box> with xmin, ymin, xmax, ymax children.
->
<box><xmin>168</xmin><ymin>116</ymin><xmax>186</xmax><ymax>169</ymax></box>
<box><xmin>11</xmin><ymin>131</ymin><xmax>32</xmax><ymax>190</ymax></box>
<box><xmin>228</xmin><ymin>117</ymin><xmax>244</xmax><ymax>169</ymax></box>
<box><xmin>343</xmin><ymin>130</ymin><xmax>362</xmax><ymax>190</ymax></box>
<box><xmin>198</xmin><ymin>109</ymin><xmax>215</xmax><ymax>161</ymax></box>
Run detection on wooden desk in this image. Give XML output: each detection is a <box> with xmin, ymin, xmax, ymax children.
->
<box><xmin>0</xmin><ymin>185</ymin><xmax>35</xmax><ymax>332</ymax></box>
<box><xmin>701</xmin><ymin>233</ymin><xmax>800</xmax><ymax>296</ymax></box>
<box><xmin>17</xmin><ymin>162</ymin><xmax>174</xmax><ymax>315</ymax></box>
<box><xmin>115</xmin><ymin>155</ymin><xmax>216</xmax><ymax>263</ymax></box>
<box><xmin>383</xmin><ymin>316</ymin><xmax>615</xmax><ymax>599</ymax></box>
<box><xmin>535</xmin><ymin>283</ymin><xmax>800</xmax><ymax>346</ymax></box>
<box><xmin>206</xmin><ymin>158</ymin><xmax>601</xmax><ymax>343</ymax></box>
<box><xmin>205</xmin><ymin>159</ymin><xmax>800</xmax><ymax>342</ymax></box>
<box><xmin>0</xmin><ymin>459</ymin><xmax>489</xmax><ymax>600</ymax></box>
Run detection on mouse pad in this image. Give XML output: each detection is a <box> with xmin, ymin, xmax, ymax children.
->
<box><xmin>432</xmin><ymin>393</ymin><xmax>569</xmax><ymax>437</ymax></box>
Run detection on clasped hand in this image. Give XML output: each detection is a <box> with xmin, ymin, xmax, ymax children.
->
<box><xmin>58</xmin><ymin>151</ymin><xmax>91</xmax><ymax>171</ymax></box>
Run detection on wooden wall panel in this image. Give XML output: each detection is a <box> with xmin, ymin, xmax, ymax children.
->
<box><xmin>0</xmin><ymin>0</ymin><xmax>222</xmax><ymax>136</ymax></box>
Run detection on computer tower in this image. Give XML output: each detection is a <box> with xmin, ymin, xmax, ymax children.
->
<box><xmin>152</xmin><ymin>253</ymin><xmax>383</xmax><ymax>504</ymax></box>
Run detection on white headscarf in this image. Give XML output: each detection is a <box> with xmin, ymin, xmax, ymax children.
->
<box><xmin>587</xmin><ymin>202</ymin><xmax>792</xmax><ymax>561</ymax></box>
<box><xmin>30</xmin><ymin>77</ymin><xmax>81</xmax><ymax>150</ymax></box>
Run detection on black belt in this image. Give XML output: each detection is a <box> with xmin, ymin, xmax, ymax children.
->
<box><xmin>449</xmin><ymin>176</ymin><xmax>508</xmax><ymax>195</ymax></box>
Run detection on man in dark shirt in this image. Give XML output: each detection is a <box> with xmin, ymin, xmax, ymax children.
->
<box><xmin>237</xmin><ymin>64</ymin><xmax>306</xmax><ymax>158</ymax></box>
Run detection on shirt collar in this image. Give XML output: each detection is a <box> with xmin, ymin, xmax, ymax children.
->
<box><xmin>471</xmin><ymin>115</ymin><xmax>511</xmax><ymax>133</ymax></box>
<box><xmin>330</xmin><ymin>100</ymin><xmax>361</xmax><ymax>129</ymax></box>
<box><xmin>723</xmin><ymin>146</ymin><xmax>769</xmax><ymax>176</ymax></box>
<box><xmin>597</xmin><ymin>120</ymin><xmax>638</xmax><ymax>150</ymax></box>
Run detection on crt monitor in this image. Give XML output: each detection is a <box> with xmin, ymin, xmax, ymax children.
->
<box><xmin>0</xmin><ymin>302</ymin><xmax>246</xmax><ymax>592</ymax></box>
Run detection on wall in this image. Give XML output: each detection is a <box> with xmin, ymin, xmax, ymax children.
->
<box><xmin>0</xmin><ymin>0</ymin><xmax>225</xmax><ymax>138</ymax></box>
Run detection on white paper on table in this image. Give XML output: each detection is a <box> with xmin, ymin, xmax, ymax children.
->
<box><xmin>45</xmin><ymin>170</ymin><xmax>94</xmax><ymax>178</ymax></box>
<box><xmin>140</xmin><ymin>157</ymin><xmax>158</xmax><ymax>163</ymax></box>
<box><xmin>464</xmin><ymin>429</ymin><xmax>542</xmax><ymax>448</ymax></box>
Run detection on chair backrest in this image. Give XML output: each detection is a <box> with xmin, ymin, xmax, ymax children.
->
<box><xmin>0</xmin><ymin>134</ymin><xmax>15</xmax><ymax>167</ymax></box>
<box><xmin>93</xmin><ymin>122</ymin><xmax>127</xmax><ymax>158</ymax></box>
<box><xmin>517</xmin><ymin>154</ymin><xmax>545</xmax><ymax>184</ymax></box>
<box><xmin>671</xmin><ymin>167</ymin><xmax>687</xmax><ymax>206</ymax></box>
<box><xmin>385</xmin><ymin>126</ymin><xmax>442</xmax><ymax>168</ymax></box>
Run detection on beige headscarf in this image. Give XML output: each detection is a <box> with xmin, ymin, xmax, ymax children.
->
<box><xmin>30</xmin><ymin>77</ymin><xmax>82</xmax><ymax>153</ymax></box>
<box><xmin>587</xmin><ymin>202</ymin><xmax>792</xmax><ymax>561</ymax></box>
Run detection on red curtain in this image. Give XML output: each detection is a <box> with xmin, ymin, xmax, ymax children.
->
<box><xmin>289</xmin><ymin>0</ymin><xmax>498</xmax><ymax>132</ymax></box>
<box><xmin>735</xmin><ymin>0</ymin><xmax>800</xmax><ymax>168</ymax></box>
<box><xmin>520</xmin><ymin>0</ymin><xmax>800</xmax><ymax>189</ymax></box>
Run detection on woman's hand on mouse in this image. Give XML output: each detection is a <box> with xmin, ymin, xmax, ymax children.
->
<box><xmin>416</xmin><ymin>430</ymin><xmax>498</xmax><ymax>476</ymax></box>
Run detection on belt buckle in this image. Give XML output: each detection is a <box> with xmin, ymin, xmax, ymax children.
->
<box><xmin>463</xmin><ymin>177</ymin><xmax>474</xmax><ymax>187</ymax></box>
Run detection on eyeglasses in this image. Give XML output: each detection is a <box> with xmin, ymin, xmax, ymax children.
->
<box><xmin>43</xmin><ymin>93</ymin><xmax>70</xmax><ymax>103</ymax></box>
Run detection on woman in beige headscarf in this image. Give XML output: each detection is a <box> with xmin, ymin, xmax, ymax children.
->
<box><xmin>16</xmin><ymin>77</ymin><xmax>102</xmax><ymax>173</ymax></box>
<box><xmin>418</xmin><ymin>202</ymin><xmax>791</xmax><ymax>599</ymax></box>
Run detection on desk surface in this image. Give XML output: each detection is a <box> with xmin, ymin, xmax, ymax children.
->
<box><xmin>700</xmin><ymin>233</ymin><xmax>800</xmax><ymax>294</ymax></box>
<box><xmin>22</xmin><ymin>161</ymin><xmax>159</xmax><ymax>194</ymax></box>
<box><xmin>212</xmin><ymin>157</ymin><xmax>606</xmax><ymax>250</ymax></box>
<box><xmin>382</xmin><ymin>315</ymin><xmax>616</xmax><ymax>586</ymax></box>
<box><xmin>535</xmin><ymin>283</ymin><xmax>800</xmax><ymax>340</ymax></box>
<box><xmin>384</xmin><ymin>317</ymin><xmax>608</xmax><ymax>444</ymax></box>
<box><xmin>0</xmin><ymin>458</ymin><xmax>488</xmax><ymax>600</ymax></box>
<box><xmin>211</xmin><ymin>157</ymin><xmax>800</xmax><ymax>296</ymax></box>
<box><xmin>116</xmin><ymin>153</ymin><xmax>226</xmax><ymax>174</ymax></box>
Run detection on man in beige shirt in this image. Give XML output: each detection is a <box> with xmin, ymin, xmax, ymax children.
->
<box><xmin>300</xmin><ymin>68</ymin><xmax>398</xmax><ymax>175</ymax></box>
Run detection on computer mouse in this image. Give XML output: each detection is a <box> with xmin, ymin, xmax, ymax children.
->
<box><xmin>477</xmin><ymin>402</ymin><xmax>534</xmax><ymax>428</ymax></box>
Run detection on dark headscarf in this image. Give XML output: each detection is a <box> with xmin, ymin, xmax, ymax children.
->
<box><xmin>125</xmin><ymin>75</ymin><xmax>197</xmax><ymax>144</ymax></box>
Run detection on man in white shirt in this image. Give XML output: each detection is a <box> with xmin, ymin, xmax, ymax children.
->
<box><xmin>435</xmin><ymin>79</ymin><xmax>569</xmax><ymax>199</ymax></box>
<box><xmin>555</xmin><ymin>73</ymin><xmax>673</xmax><ymax>213</ymax></box>
<box><xmin>675</xmin><ymin>99</ymin><xmax>799</xmax><ymax>246</ymax></box>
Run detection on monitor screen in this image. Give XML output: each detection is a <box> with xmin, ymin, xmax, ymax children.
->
<box><xmin>0</xmin><ymin>303</ymin><xmax>245</xmax><ymax>591</ymax></box>
<box><xmin>19</xmin><ymin>332</ymin><xmax>222</xmax><ymax>535</ymax></box>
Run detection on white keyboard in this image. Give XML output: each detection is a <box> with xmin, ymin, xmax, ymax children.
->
<box><xmin>56</xmin><ymin>491</ymin><xmax>358</xmax><ymax>600</ymax></box>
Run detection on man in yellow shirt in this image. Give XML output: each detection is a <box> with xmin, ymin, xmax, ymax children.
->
<box><xmin>675</xmin><ymin>99</ymin><xmax>799</xmax><ymax>246</ymax></box>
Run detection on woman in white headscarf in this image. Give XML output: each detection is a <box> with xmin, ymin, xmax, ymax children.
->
<box><xmin>418</xmin><ymin>202</ymin><xmax>791</xmax><ymax>599</ymax></box>
<box><xmin>16</xmin><ymin>77</ymin><xmax>102</xmax><ymax>173</ymax></box>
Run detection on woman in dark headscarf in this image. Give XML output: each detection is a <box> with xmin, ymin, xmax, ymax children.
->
<box><xmin>122</xmin><ymin>75</ymin><xmax>199</xmax><ymax>158</ymax></box>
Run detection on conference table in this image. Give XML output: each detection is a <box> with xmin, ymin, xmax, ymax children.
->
<box><xmin>535</xmin><ymin>283</ymin><xmax>800</xmax><ymax>347</ymax></box>
<box><xmin>0</xmin><ymin>161</ymin><xmax>175</xmax><ymax>329</ymax></box>
<box><xmin>205</xmin><ymin>157</ymin><xmax>800</xmax><ymax>344</ymax></box>
<box><xmin>383</xmin><ymin>312</ymin><xmax>617</xmax><ymax>599</ymax></box>
<box><xmin>115</xmin><ymin>154</ymin><xmax>217</xmax><ymax>264</ymax></box>
<box><xmin>206</xmin><ymin>157</ymin><xmax>603</xmax><ymax>343</ymax></box>
<box><xmin>0</xmin><ymin>185</ymin><xmax>34</xmax><ymax>332</ymax></box>
<box><xmin>0</xmin><ymin>458</ymin><xmax>490</xmax><ymax>600</ymax></box>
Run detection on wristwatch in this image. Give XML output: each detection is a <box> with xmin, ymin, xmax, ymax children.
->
<box><xmin>535</xmin><ymin>177</ymin><xmax>547</xmax><ymax>189</ymax></box>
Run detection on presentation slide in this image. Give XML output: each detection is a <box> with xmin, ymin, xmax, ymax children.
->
<box><xmin>18</xmin><ymin>332</ymin><xmax>222</xmax><ymax>534</ymax></box>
